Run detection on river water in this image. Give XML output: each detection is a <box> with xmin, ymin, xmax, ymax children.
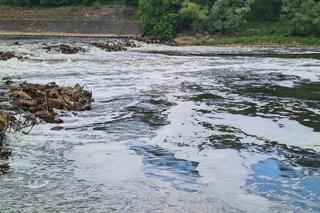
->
<box><xmin>0</xmin><ymin>38</ymin><xmax>320</xmax><ymax>213</ymax></box>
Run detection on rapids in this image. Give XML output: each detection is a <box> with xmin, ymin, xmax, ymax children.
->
<box><xmin>0</xmin><ymin>38</ymin><xmax>320</xmax><ymax>212</ymax></box>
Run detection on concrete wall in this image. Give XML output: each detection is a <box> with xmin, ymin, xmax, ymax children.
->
<box><xmin>0</xmin><ymin>5</ymin><xmax>144</xmax><ymax>37</ymax></box>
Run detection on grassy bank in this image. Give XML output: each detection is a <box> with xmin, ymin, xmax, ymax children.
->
<box><xmin>187</xmin><ymin>21</ymin><xmax>320</xmax><ymax>47</ymax></box>
<box><xmin>194</xmin><ymin>36</ymin><xmax>320</xmax><ymax>47</ymax></box>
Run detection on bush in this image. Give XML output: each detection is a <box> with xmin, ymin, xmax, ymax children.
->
<box><xmin>248</xmin><ymin>0</ymin><xmax>282</xmax><ymax>21</ymax></box>
<box><xmin>139</xmin><ymin>0</ymin><xmax>180</xmax><ymax>40</ymax></box>
<box><xmin>39</xmin><ymin>0</ymin><xmax>75</xmax><ymax>6</ymax></box>
<box><xmin>207</xmin><ymin>0</ymin><xmax>251</xmax><ymax>33</ymax></box>
<box><xmin>0</xmin><ymin>0</ymin><xmax>31</xmax><ymax>6</ymax></box>
<box><xmin>124</xmin><ymin>0</ymin><xmax>138</xmax><ymax>6</ymax></box>
<box><xmin>178</xmin><ymin>0</ymin><xmax>208</xmax><ymax>32</ymax></box>
<box><xmin>282</xmin><ymin>0</ymin><xmax>320</xmax><ymax>36</ymax></box>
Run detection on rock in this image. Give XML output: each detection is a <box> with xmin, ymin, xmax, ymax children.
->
<box><xmin>136</xmin><ymin>37</ymin><xmax>179</xmax><ymax>46</ymax></box>
<box><xmin>122</xmin><ymin>40</ymin><xmax>137</xmax><ymax>48</ymax></box>
<box><xmin>0</xmin><ymin>51</ymin><xmax>27</xmax><ymax>60</ymax></box>
<box><xmin>0</xmin><ymin>163</ymin><xmax>9</xmax><ymax>173</ymax></box>
<box><xmin>47</xmin><ymin>98</ymin><xmax>63</xmax><ymax>109</ymax></box>
<box><xmin>72</xmin><ymin>83</ymin><xmax>82</xmax><ymax>99</ymax></box>
<box><xmin>91</xmin><ymin>42</ymin><xmax>127</xmax><ymax>51</ymax></box>
<box><xmin>51</xmin><ymin>126</ymin><xmax>64</xmax><ymax>131</ymax></box>
<box><xmin>34</xmin><ymin>110</ymin><xmax>62</xmax><ymax>124</ymax></box>
<box><xmin>0</xmin><ymin>51</ymin><xmax>16</xmax><ymax>60</ymax></box>
<box><xmin>21</xmin><ymin>99</ymin><xmax>37</xmax><ymax>107</ymax></box>
<box><xmin>2</xmin><ymin>76</ymin><xmax>14</xmax><ymax>85</ymax></box>
<box><xmin>0</xmin><ymin>111</ymin><xmax>9</xmax><ymax>134</ymax></box>
<box><xmin>11</xmin><ymin>90</ymin><xmax>32</xmax><ymax>100</ymax></box>
<box><xmin>43</xmin><ymin>44</ymin><xmax>86</xmax><ymax>54</ymax></box>
<box><xmin>0</xmin><ymin>149</ymin><xmax>12</xmax><ymax>159</ymax></box>
<box><xmin>10</xmin><ymin>82</ymin><xmax>94</xmax><ymax>123</ymax></box>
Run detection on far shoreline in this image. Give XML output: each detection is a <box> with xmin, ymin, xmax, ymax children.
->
<box><xmin>174</xmin><ymin>36</ymin><xmax>320</xmax><ymax>48</ymax></box>
<box><xmin>1</xmin><ymin>33</ymin><xmax>319</xmax><ymax>49</ymax></box>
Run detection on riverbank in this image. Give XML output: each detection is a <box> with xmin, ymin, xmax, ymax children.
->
<box><xmin>0</xmin><ymin>5</ymin><xmax>318</xmax><ymax>47</ymax></box>
<box><xmin>190</xmin><ymin>36</ymin><xmax>320</xmax><ymax>47</ymax></box>
<box><xmin>175</xmin><ymin>21</ymin><xmax>320</xmax><ymax>47</ymax></box>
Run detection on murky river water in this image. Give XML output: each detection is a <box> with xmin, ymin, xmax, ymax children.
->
<box><xmin>0</xmin><ymin>38</ymin><xmax>320</xmax><ymax>213</ymax></box>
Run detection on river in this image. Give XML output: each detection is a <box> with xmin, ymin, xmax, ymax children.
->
<box><xmin>0</xmin><ymin>38</ymin><xmax>320</xmax><ymax>212</ymax></box>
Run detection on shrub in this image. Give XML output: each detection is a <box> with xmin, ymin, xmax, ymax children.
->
<box><xmin>39</xmin><ymin>0</ymin><xmax>76</xmax><ymax>6</ymax></box>
<box><xmin>282</xmin><ymin>0</ymin><xmax>320</xmax><ymax>36</ymax></box>
<box><xmin>248</xmin><ymin>0</ymin><xmax>282</xmax><ymax>21</ymax></box>
<box><xmin>207</xmin><ymin>0</ymin><xmax>251</xmax><ymax>33</ymax></box>
<box><xmin>0</xmin><ymin>0</ymin><xmax>31</xmax><ymax>6</ymax></box>
<box><xmin>178</xmin><ymin>0</ymin><xmax>208</xmax><ymax>32</ymax></box>
<box><xmin>138</xmin><ymin>0</ymin><xmax>180</xmax><ymax>40</ymax></box>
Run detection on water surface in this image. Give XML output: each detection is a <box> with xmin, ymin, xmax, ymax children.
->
<box><xmin>0</xmin><ymin>38</ymin><xmax>320</xmax><ymax>212</ymax></box>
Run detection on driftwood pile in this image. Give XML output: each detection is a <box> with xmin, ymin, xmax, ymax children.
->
<box><xmin>10</xmin><ymin>82</ymin><xmax>94</xmax><ymax>123</ymax></box>
<box><xmin>43</xmin><ymin>44</ymin><xmax>86</xmax><ymax>54</ymax></box>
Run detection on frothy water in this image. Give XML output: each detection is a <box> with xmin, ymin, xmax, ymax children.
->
<box><xmin>0</xmin><ymin>38</ymin><xmax>320</xmax><ymax>212</ymax></box>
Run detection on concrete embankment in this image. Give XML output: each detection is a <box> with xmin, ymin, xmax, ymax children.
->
<box><xmin>0</xmin><ymin>5</ymin><xmax>144</xmax><ymax>37</ymax></box>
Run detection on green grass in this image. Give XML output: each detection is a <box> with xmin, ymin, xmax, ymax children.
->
<box><xmin>196</xmin><ymin>36</ymin><xmax>320</xmax><ymax>47</ymax></box>
<box><xmin>237</xmin><ymin>20</ymin><xmax>292</xmax><ymax>36</ymax></box>
<box><xmin>194</xmin><ymin>21</ymin><xmax>320</xmax><ymax>47</ymax></box>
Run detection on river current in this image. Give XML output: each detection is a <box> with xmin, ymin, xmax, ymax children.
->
<box><xmin>0</xmin><ymin>38</ymin><xmax>320</xmax><ymax>212</ymax></box>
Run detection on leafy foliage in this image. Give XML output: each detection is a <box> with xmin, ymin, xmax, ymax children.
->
<box><xmin>178</xmin><ymin>0</ymin><xmax>208</xmax><ymax>32</ymax></box>
<box><xmin>248</xmin><ymin>0</ymin><xmax>282</xmax><ymax>21</ymax></box>
<box><xmin>207</xmin><ymin>0</ymin><xmax>251</xmax><ymax>33</ymax></box>
<box><xmin>0</xmin><ymin>0</ymin><xmax>31</xmax><ymax>6</ymax></box>
<box><xmin>0</xmin><ymin>0</ymin><xmax>319</xmax><ymax>39</ymax></box>
<box><xmin>138</xmin><ymin>0</ymin><xmax>180</xmax><ymax>40</ymax></box>
<box><xmin>282</xmin><ymin>0</ymin><xmax>320</xmax><ymax>35</ymax></box>
<box><xmin>39</xmin><ymin>0</ymin><xmax>74</xmax><ymax>6</ymax></box>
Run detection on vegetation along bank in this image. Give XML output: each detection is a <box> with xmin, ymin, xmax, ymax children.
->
<box><xmin>0</xmin><ymin>0</ymin><xmax>319</xmax><ymax>45</ymax></box>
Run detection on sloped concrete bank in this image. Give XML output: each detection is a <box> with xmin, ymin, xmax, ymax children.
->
<box><xmin>0</xmin><ymin>5</ymin><xmax>144</xmax><ymax>37</ymax></box>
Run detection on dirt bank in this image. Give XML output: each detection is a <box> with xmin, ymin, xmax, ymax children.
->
<box><xmin>0</xmin><ymin>5</ymin><xmax>144</xmax><ymax>37</ymax></box>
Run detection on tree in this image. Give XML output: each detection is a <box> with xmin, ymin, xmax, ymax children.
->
<box><xmin>138</xmin><ymin>0</ymin><xmax>180</xmax><ymax>40</ymax></box>
<box><xmin>282</xmin><ymin>0</ymin><xmax>320</xmax><ymax>35</ymax></box>
<box><xmin>178</xmin><ymin>0</ymin><xmax>208</xmax><ymax>32</ymax></box>
<box><xmin>0</xmin><ymin>0</ymin><xmax>31</xmax><ymax>6</ymax></box>
<box><xmin>207</xmin><ymin>0</ymin><xmax>251</xmax><ymax>33</ymax></box>
<box><xmin>248</xmin><ymin>0</ymin><xmax>282</xmax><ymax>21</ymax></box>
